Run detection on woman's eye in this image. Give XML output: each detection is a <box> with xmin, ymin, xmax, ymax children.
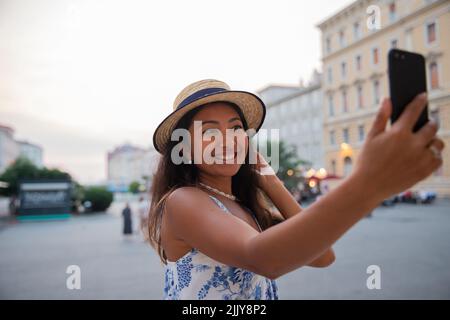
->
<box><xmin>203</xmin><ymin>128</ymin><xmax>219</xmax><ymax>135</ymax></box>
<box><xmin>233</xmin><ymin>125</ymin><xmax>244</xmax><ymax>131</ymax></box>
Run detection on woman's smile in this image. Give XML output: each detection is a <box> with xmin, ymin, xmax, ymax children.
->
<box><xmin>211</xmin><ymin>148</ymin><xmax>238</xmax><ymax>162</ymax></box>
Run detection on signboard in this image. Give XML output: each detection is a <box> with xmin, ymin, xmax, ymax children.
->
<box><xmin>18</xmin><ymin>180</ymin><xmax>72</xmax><ymax>216</ymax></box>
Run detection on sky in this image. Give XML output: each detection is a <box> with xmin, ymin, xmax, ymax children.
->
<box><xmin>0</xmin><ymin>0</ymin><xmax>352</xmax><ymax>184</ymax></box>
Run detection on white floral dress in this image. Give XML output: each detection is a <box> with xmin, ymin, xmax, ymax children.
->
<box><xmin>163</xmin><ymin>195</ymin><xmax>279</xmax><ymax>300</ymax></box>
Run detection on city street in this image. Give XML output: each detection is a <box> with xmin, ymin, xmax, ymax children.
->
<box><xmin>1</xmin><ymin>199</ymin><xmax>449</xmax><ymax>299</ymax></box>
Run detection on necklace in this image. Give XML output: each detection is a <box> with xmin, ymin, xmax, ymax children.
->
<box><xmin>199</xmin><ymin>182</ymin><xmax>237</xmax><ymax>201</ymax></box>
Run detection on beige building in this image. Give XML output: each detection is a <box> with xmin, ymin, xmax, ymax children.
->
<box><xmin>258</xmin><ymin>70</ymin><xmax>324</xmax><ymax>171</ymax></box>
<box><xmin>107</xmin><ymin>143</ymin><xmax>159</xmax><ymax>192</ymax></box>
<box><xmin>317</xmin><ymin>0</ymin><xmax>450</xmax><ymax>196</ymax></box>
<box><xmin>0</xmin><ymin>124</ymin><xmax>19</xmax><ymax>174</ymax></box>
<box><xmin>0</xmin><ymin>124</ymin><xmax>44</xmax><ymax>174</ymax></box>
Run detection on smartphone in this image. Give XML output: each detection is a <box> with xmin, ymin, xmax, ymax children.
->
<box><xmin>388</xmin><ymin>48</ymin><xmax>429</xmax><ymax>132</ymax></box>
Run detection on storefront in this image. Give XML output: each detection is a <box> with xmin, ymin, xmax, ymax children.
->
<box><xmin>17</xmin><ymin>180</ymin><xmax>72</xmax><ymax>220</ymax></box>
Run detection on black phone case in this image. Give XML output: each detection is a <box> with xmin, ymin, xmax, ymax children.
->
<box><xmin>388</xmin><ymin>48</ymin><xmax>428</xmax><ymax>132</ymax></box>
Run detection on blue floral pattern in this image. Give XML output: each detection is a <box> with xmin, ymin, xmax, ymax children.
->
<box><xmin>163</xmin><ymin>195</ymin><xmax>279</xmax><ymax>300</ymax></box>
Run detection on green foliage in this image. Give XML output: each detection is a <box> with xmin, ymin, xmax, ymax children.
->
<box><xmin>70</xmin><ymin>182</ymin><xmax>85</xmax><ymax>213</ymax></box>
<box><xmin>261</xmin><ymin>140</ymin><xmax>311</xmax><ymax>192</ymax></box>
<box><xmin>83</xmin><ymin>186</ymin><xmax>113</xmax><ymax>212</ymax></box>
<box><xmin>129</xmin><ymin>181</ymin><xmax>140</xmax><ymax>194</ymax></box>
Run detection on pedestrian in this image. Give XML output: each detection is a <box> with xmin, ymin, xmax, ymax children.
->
<box><xmin>137</xmin><ymin>196</ymin><xmax>148</xmax><ymax>235</ymax></box>
<box><xmin>9</xmin><ymin>195</ymin><xmax>16</xmax><ymax>215</ymax></box>
<box><xmin>122</xmin><ymin>202</ymin><xmax>133</xmax><ymax>236</ymax></box>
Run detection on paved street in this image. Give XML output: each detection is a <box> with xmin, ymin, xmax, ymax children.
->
<box><xmin>1</xmin><ymin>199</ymin><xmax>449</xmax><ymax>299</ymax></box>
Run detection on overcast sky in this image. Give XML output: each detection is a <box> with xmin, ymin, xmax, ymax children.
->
<box><xmin>0</xmin><ymin>0</ymin><xmax>352</xmax><ymax>184</ymax></box>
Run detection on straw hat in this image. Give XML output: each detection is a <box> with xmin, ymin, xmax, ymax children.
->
<box><xmin>152</xmin><ymin>79</ymin><xmax>266</xmax><ymax>153</ymax></box>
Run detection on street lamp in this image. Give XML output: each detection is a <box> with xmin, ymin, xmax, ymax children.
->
<box><xmin>316</xmin><ymin>168</ymin><xmax>327</xmax><ymax>179</ymax></box>
<box><xmin>340</xmin><ymin>142</ymin><xmax>353</xmax><ymax>158</ymax></box>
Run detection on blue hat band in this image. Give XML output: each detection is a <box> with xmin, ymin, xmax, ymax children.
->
<box><xmin>177</xmin><ymin>87</ymin><xmax>227</xmax><ymax>110</ymax></box>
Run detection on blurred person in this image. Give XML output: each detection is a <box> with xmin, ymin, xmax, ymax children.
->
<box><xmin>147</xmin><ymin>79</ymin><xmax>444</xmax><ymax>300</ymax></box>
<box><xmin>137</xmin><ymin>196</ymin><xmax>148</xmax><ymax>236</ymax></box>
<box><xmin>122</xmin><ymin>202</ymin><xmax>133</xmax><ymax>236</ymax></box>
<box><xmin>8</xmin><ymin>195</ymin><xmax>17</xmax><ymax>215</ymax></box>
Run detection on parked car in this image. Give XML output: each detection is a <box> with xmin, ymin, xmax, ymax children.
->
<box><xmin>398</xmin><ymin>190</ymin><xmax>418</xmax><ymax>204</ymax></box>
<box><xmin>381</xmin><ymin>195</ymin><xmax>397</xmax><ymax>206</ymax></box>
<box><xmin>417</xmin><ymin>190</ymin><xmax>437</xmax><ymax>204</ymax></box>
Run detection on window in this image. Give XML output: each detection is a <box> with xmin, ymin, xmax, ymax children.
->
<box><xmin>355</xmin><ymin>55</ymin><xmax>362</xmax><ymax>71</ymax></box>
<box><xmin>405</xmin><ymin>29</ymin><xmax>413</xmax><ymax>50</ymax></box>
<box><xmin>353</xmin><ymin>22</ymin><xmax>361</xmax><ymax>41</ymax></box>
<box><xmin>429</xmin><ymin>62</ymin><xmax>439</xmax><ymax>89</ymax></box>
<box><xmin>342</xmin><ymin>90</ymin><xmax>348</xmax><ymax>113</ymax></box>
<box><xmin>389</xmin><ymin>2</ymin><xmax>396</xmax><ymax>22</ymax></box>
<box><xmin>331</xmin><ymin>159</ymin><xmax>336</xmax><ymax>175</ymax></box>
<box><xmin>430</xmin><ymin>108</ymin><xmax>440</xmax><ymax>128</ymax></box>
<box><xmin>357</xmin><ymin>85</ymin><xmax>363</xmax><ymax>109</ymax></box>
<box><xmin>328</xmin><ymin>94</ymin><xmax>335</xmax><ymax>116</ymax></box>
<box><xmin>373</xmin><ymin>80</ymin><xmax>380</xmax><ymax>105</ymax></box>
<box><xmin>343</xmin><ymin>128</ymin><xmax>349</xmax><ymax>143</ymax></box>
<box><xmin>358</xmin><ymin>125</ymin><xmax>365</xmax><ymax>142</ymax></box>
<box><xmin>327</xmin><ymin>67</ymin><xmax>333</xmax><ymax>84</ymax></box>
<box><xmin>330</xmin><ymin>130</ymin><xmax>336</xmax><ymax>145</ymax></box>
<box><xmin>326</xmin><ymin>36</ymin><xmax>331</xmax><ymax>53</ymax></box>
<box><xmin>341</xmin><ymin>61</ymin><xmax>347</xmax><ymax>78</ymax></box>
<box><xmin>372</xmin><ymin>47</ymin><xmax>379</xmax><ymax>65</ymax></box>
<box><xmin>344</xmin><ymin>156</ymin><xmax>352</xmax><ymax>177</ymax></box>
<box><xmin>339</xmin><ymin>29</ymin><xmax>345</xmax><ymax>48</ymax></box>
<box><xmin>426</xmin><ymin>22</ymin><xmax>436</xmax><ymax>44</ymax></box>
<box><xmin>391</xmin><ymin>39</ymin><xmax>398</xmax><ymax>48</ymax></box>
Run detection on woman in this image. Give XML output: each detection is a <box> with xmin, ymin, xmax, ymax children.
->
<box><xmin>148</xmin><ymin>79</ymin><xmax>444</xmax><ymax>300</ymax></box>
<box><xmin>122</xmin><ymin>202</ymin><xmax>133</xmax><ymax>236</ymax></box>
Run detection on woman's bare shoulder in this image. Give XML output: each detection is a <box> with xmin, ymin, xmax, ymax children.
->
<box><xmin>167</xmin><ymin>186</ymin><xmax>207</xmax><ymax>203</ymax></box>
<box><xmin>165</xmin><ymin>186</ymin><xmax>212</xmax><ymax>216</ymax></box>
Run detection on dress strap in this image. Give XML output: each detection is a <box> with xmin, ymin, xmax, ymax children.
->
<box><xmin>208</xmin><ymin>195</ymin><xmax>231</xmax><ymax>213</ymax></box>
<box><xmin>208</xmin><ymin>195</ymin><xmax>262</xmax><ymax>232</ymax></box>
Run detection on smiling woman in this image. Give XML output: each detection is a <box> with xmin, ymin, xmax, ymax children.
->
<box><xmin>147</xmin><ymin>79</ymin><xmax>444</xmax><ymax>300</ymax></box>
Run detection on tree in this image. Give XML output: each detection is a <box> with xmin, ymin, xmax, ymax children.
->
<box><xmin>83</xmin><ymin>186</ymin><xmax>113</xmax><ymax>212</ymax></box>
<box><xmin>261</xmin><ymin>140</ymin><xmax>311</xmax><ymax>192</ymax></box>
<box><xmin>129</xmin><ymin>181</ymin><xmax>140</xmax><ymax>194</ymax></box>
<box><xmin>71</xmin><ymin>182</ymin><xmax>85</xmax><ymax>213</ymax></box>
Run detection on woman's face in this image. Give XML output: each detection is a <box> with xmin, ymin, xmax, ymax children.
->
<box><xmin>187</xmin><ymin>102</ymin><xmax>249</xmax><ymax>177</ymax></box>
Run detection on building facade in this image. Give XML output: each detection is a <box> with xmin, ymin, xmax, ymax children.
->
<box><xmin>17</xmin><ymin>140</ymin><xmax>43</xmax><ymax>168</ymax></box>
<box><xmin>317</xmin><ymin>0</ymin><xmax>450</xmax><ymax>195</ymax></box>
<box><xmin>258</xmin><ymin>70</ymin><xmax>325</xmax><ymax>170</ymax></box>
<box><xmin>0</xmin><ymin>124</ymin><xmax>19</xmax><ymax>174</ymax></box>
<box><xmin>0</xmin><ymin>125</ymin><xmax>43</xmax><ymax>174</ymax></box>
<box><xmin>107</xmin><ymin>143</ymin><xmax>159</xmax><ymax>192</ymax></box>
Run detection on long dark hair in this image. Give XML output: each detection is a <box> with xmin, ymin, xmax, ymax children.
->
<box><xmin>147</xmin><ymin>101</ymin><xmax>283</xmax><ymax>264</ymax></box>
